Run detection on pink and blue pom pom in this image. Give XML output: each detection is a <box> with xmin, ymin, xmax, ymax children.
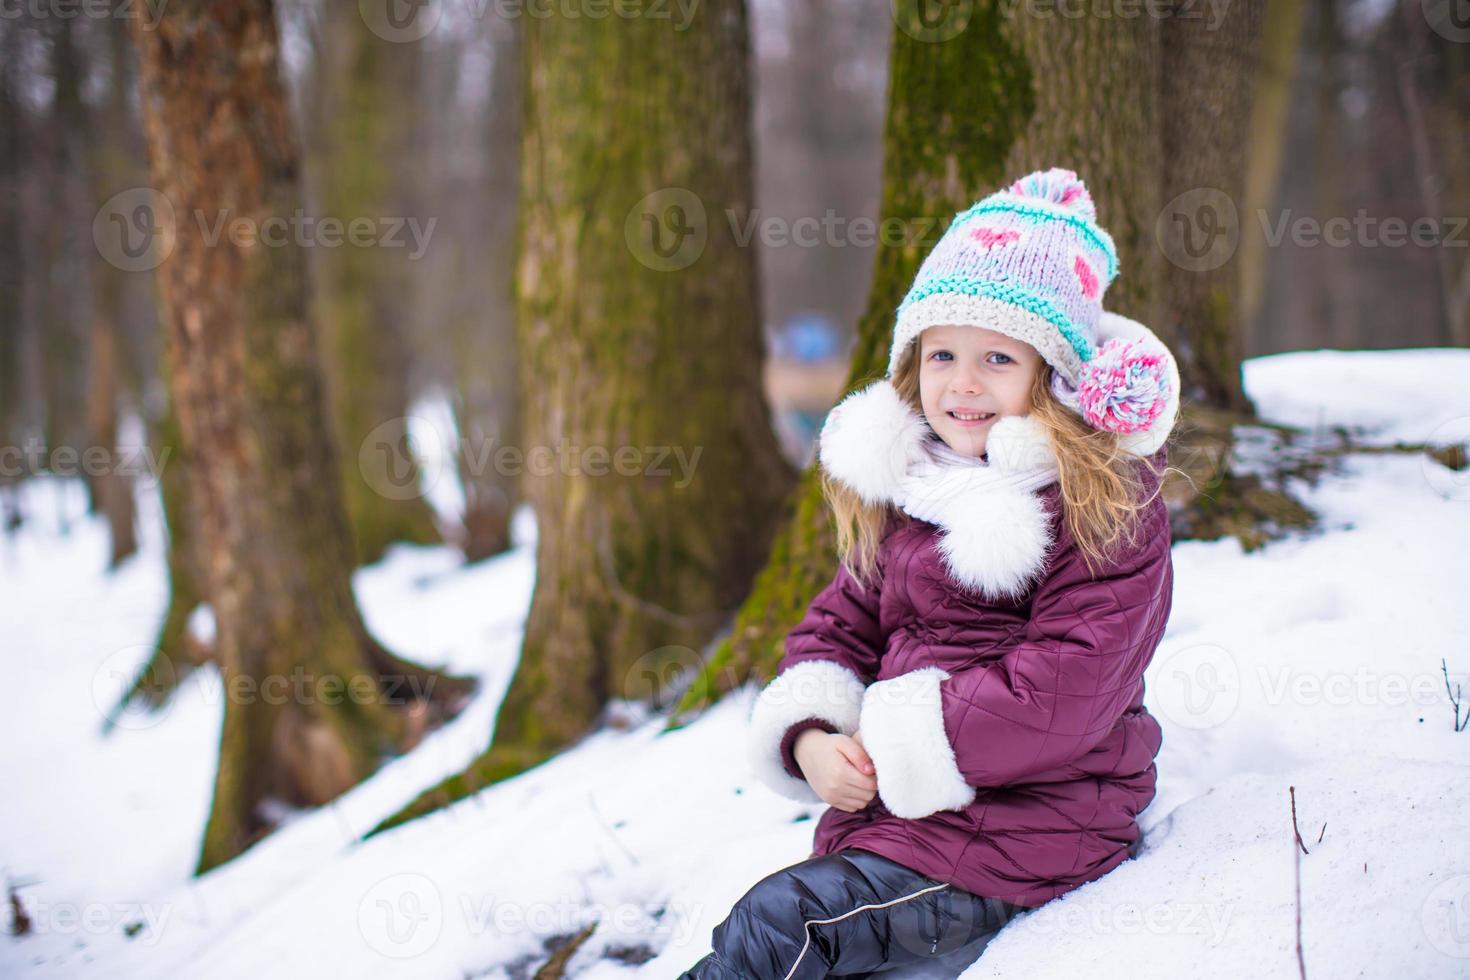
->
<box><xmin>1010</xmin><ymin>167</ymin><xmax>1097</xmax><ymax>220</ymax></box>
<box><xmin>1076</xmin><ymin>337</ymin><xmax>1171</xmax><ymax>434</ymax></box>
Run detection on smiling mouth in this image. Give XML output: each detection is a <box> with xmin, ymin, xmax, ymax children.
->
<box><xmin>947</xmin><ymin>410</ymin><xmax>996</xmax><ymax>423</ymax></box>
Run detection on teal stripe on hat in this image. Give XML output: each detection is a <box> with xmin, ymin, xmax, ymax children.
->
<box><xmin>952</xmin><ymin>199</ymin><xmax>1118</xmax><ymax>280</ymax></box>
<box><xmin>897</xmin><ymin>276</ymin><xmax>1097</xmax><ymax>362</ymax></box>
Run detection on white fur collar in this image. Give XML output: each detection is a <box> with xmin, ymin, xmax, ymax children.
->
<box><xmin>817</xmin><ymin>311</ymin><xmax>1179</xmax><ymax>600</ymax></box>
<box><xmin>818</xmin><ymin>381</ymin><xmax>1060</xmax><ymax>599</ymax></box>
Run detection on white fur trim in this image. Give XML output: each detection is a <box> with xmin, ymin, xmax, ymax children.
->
<box><xmin>934</xmin><ymin>480</ymin><xmax>1055</xmax><ymax>599</ymax></box>
<box><xmin>818</xmin><ymin>380</ymin><xmax>929</xmax><ymax>506</ymax></box>
<box><xmin>1095</xmin><ymin>311</ymin><xmax>1180</xmax><ymax>457</ymax></box>
<box><xmin>858</xmin><ymin>667</ymin><xmax>975</xmax><ymax>819</ymax></box>
<box><xmin>983</xmin><ymin>414</ymin><xmax>1055</xmax><ymax>473</ymax></box>
<box><xmin>747</xmin><ymin>659</ymin><xmax>867</xmax><ymax>804</ymax></box>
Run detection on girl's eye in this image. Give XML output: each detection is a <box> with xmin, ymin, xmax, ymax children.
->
<box><xmin>929</xmin><ymin>350</ymin><xmax>953</xmax><ymax>362</ymax></box>
<box><xmin>988</xmin><ymin>352</ymin><xmax>1013</xmax><ymax>365</ymax></box>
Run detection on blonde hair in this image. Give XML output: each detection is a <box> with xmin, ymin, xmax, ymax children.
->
<box><xmin>825</xmin><ymin>343</ymin><xmax>1168</xmax><ymax>588</ymax></box>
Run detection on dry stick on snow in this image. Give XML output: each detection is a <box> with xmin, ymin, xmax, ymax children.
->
<box><xmin>1289</xmin><ymin>786</ymin><xmax>1308</xmax><ymax>980</ymax></box>
<box><xmin>1443</xmin><ymin>659</ymin><xmax>1468</xmax><ymax>732</ymax></box>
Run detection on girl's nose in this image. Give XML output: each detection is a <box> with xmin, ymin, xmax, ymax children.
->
<box><xmin>951</xmin><ymin>368</ymin><xmax>984</xmax><ymax>394</ymax></box>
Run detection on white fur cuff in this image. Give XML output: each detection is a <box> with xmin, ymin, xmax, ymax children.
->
<box><xmin>858</xmin><ymin>667</ymin><xmax>975</xmax><ymax>819</ymax></box>
<box><xmin>748</xmin><ymin>659</ymin><xmax>867</xmax><ymax>803</ymax></box>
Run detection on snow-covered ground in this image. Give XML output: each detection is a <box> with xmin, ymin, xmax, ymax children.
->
<box><xmin>3</xmin><ymin>349</ymin><xmax>1469</xmax><ymax>979</ymax></box>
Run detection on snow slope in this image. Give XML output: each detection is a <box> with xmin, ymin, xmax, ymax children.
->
<box><xmin>2</xmin><ymin>349</ymin><xmax>1469</xmax><ymax>979</ymax></box>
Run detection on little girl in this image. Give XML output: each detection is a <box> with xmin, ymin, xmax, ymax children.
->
<box><xmin>679</xmin><ymin>168</ymin><xmax>1180</xmax><ymax>979</ymax></box>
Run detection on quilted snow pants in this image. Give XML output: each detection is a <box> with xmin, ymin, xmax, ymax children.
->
<box><xmin>675</xmin><ymin>848</ymin><xmax>1029</xmax><ymax>980</ymax></box>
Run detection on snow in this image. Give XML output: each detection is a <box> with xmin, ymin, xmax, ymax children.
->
<box><xmin>3</xmin><ymin>348</ymin><xmax>1470</xmax><ymax>979</ymax></box>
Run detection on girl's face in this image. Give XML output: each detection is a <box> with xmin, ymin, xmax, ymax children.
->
<box><xmin>917</xmin><ymin>325</ymin><xmax>1043</xmax><ymax>458</ymax></box>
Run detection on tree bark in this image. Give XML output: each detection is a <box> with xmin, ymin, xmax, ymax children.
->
<box><xmin>373</xmin><ymin>0</ymin><xmax>793</xmax><ymax>833</ymax></box>
<box><xmin>314</xmin><ymin>1</ymin><xmax>441</xmax><ymax>567</ymax></box>
<box><xmin>130</xmin><ymin>0</ymin><xmax>475</xmax><ymax>872</ymax></box>
<box><xmin>1158</xmin><ymin>0</ymin><xmax>1267</xmax><ymax>410</ymax></box>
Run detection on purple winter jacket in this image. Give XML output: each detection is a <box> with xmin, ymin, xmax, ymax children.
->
<box><xmin>745</xmin><ymin>378</ymin><xmax>1173</xmax><ymax>910</ymax></box>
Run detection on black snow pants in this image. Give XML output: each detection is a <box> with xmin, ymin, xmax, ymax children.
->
<box><xmin>675</xmin><ymin>848</ymin><xmax>1030</xmax><ymax>980</ymax></box>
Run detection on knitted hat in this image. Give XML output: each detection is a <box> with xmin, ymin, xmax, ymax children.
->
<box><xmin>887</xmin><ymin>167</ymin><xmax>1178</xmax><ymax>451</ymax></box>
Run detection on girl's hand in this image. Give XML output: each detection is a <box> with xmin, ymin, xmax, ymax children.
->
<box><xmin>793</xmin><ymin>729</ymin><xmax>878</xmax><ymax>812</ymax></box>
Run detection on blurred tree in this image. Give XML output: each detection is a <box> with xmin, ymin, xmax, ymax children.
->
<box><xmin>87</xmin><ymin>9</ymin><xmax>145</xmax><ymax>568</ymax></box>
<box><xmin>373</xmin><ymin>0</ymin><xmax>794</xmax><ymax>834</ymax></box>
<box><xmin>1158</xmin><ymin>0</ymin><xmax>1267</xmax><ymax>411</ymax></box>
<box><xmin>0</xmin><ymin>24</ymin><xmax>24</xmax><ymax>513</ymax></box>
<box><xmin>131</xmin><ymin>0</ymin><xmax>475</xmax><ymax>872</ymax></box>
<box><xmin>448</xmin><ymin>14</ymin><xmax>522</xmax><ymax>562</ymax></box>
<box><xmin>313</xmin><ymin>1</ymin><xmax>441</xmax><ymax>567</ymax></box>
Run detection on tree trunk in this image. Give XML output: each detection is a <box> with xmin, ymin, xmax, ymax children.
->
<box><xmin>130</xmin><ymin>0</ymin><xmax>475</xmax><ymax>872</ymax></box>
<box><xmin>313</xmin><ymin>2</ymin><xmax>441</xmax><ymax>567</ymax></box>
<box><xmin>1158</xmin><ymin>0</ymin><xmax>1267</xmax><ymax>410</ymax></box>
<box><xmin>449</xmin><ymin>14</ymin><xmax>521</xmax><ymax>563</ymax></box>
<box><xmin>675</xmin><ymin>0</ymin><xmax>1169</xmax><ymax>717</ymax></box>
<box><xmin>1240</xmin><ymin>0</ymin><xmax>1306</xmax><ymax>355</ymax></box>
<box><xmin>373</xmin><ymin>0</ymin><xmax>793</xmax><ymax>834</ymax></box>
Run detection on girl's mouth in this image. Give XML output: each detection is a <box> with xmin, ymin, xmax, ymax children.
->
<box><xmin>947</xmin><ymin>410</ymin><xmax>996</xmax><ymax>427</ymax></box>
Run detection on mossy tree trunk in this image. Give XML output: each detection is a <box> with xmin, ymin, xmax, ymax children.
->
<box><xmin>1157</xmin><ymin>0</ymin><xmax>1266</xmax><ymax>412</ymax></box>
<box><xmin>673</xmin><ymin>0</ymin><xmax>1172</xmax><ymax>718</ymax></box>
<box><xmin>373</xmin><ymin>0</ymin><xmax>793</xmax><ymax>834</ymax></box>
<box><xmin>131</xmin><ymin>0</ymin><xmax>475</xmax><ymax>873</ymax></box>
<box><xmin>313</xmin><ymin>2</ymin><xmax>441</xmax><ymax>568</ymax></box>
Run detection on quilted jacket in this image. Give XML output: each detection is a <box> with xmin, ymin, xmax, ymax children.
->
<box><xmin>746</xmin><ymin>316</ymin><xmax>1177</xmax><ymax>909</ymax></box>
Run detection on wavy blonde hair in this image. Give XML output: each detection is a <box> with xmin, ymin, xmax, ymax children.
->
<box><xmin>825</xmin><ymin>343</ymin><xmax>1168</xmax><ymax>588</ymax></box>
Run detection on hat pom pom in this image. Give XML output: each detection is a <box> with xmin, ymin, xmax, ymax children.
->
<box><xmin>1009</xmin><ymin>167</ymin><xmax>1096</xmax><ymax>220</ymax></box>
<box><xmin>1077</xmin><ymin>337</ymin><xmax>1171</xmax><ymax>434</ymax></box>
